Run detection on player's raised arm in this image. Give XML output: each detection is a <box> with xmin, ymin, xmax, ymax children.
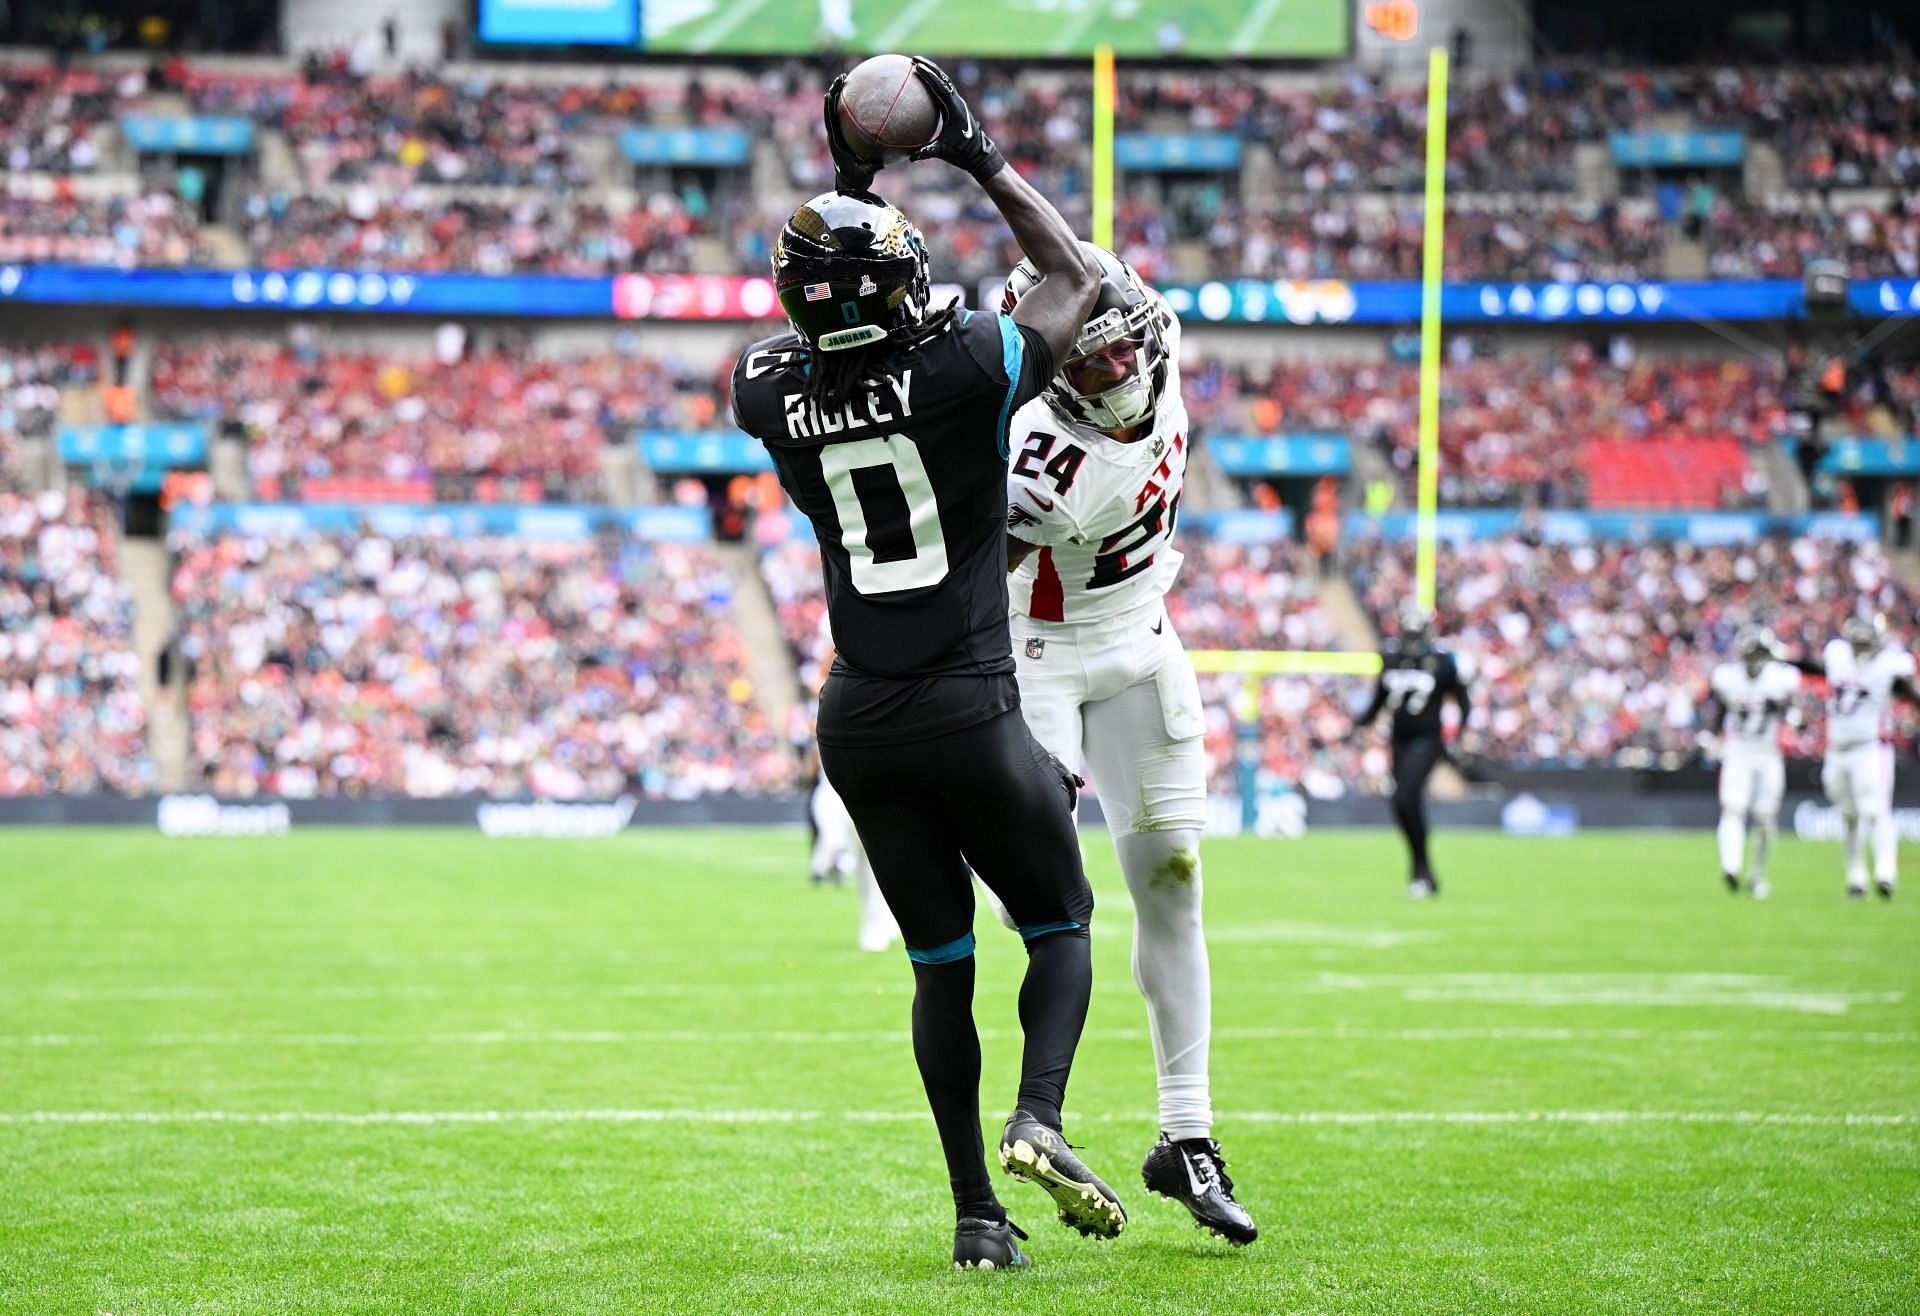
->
<box><xmin>907</xmin><ymin>57</ymin><xmax>1097</xmax><ymax>367</ymax></box>
<box><xmin>1351</xmin><ymin>673</ymin><xmax>1388</xmax><ymax>736</ymax></box>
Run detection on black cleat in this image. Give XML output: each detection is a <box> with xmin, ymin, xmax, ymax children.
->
<box><xmin>1847</xmin><ymin>884</ymin><xmax>1869</xmax><ymax>900</ymax></box>
<box><xmin>998</xmin><ymin>1110</ymin><xmax>1126</xmax><ymax>1238</ymax></box>
<box><xmin>1723</xmin><ymin>871</ymin><xmax>1740</xmax><ymax>893</ymax></box>
<box><xmin>1408</xmin><ymin>873</ymin><xmax>1439</xmax><ymax>901</ymax></box>
<box><xmin>1877</xmin><ymin>879</ymin><xmax>1896</xmax><ymax>900</ymax></box>
<box><xmin>952</xmin><ymin>1216</ymin><xmax>1029</xmax><ymax>1270</ymax></box>
<box><xmin>1142</xmin><ymin>1134</ymin><xmax>1258</xmax><ymax>1245</ymax></box>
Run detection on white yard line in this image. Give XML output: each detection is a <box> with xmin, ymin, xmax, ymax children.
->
<box><xmin>5</xmin><ymin>1026</ymin><xmax>1914</xmax><ymax>1047</ymax></box>
<box><xmin>0</xmin><ymin>1108</ymin><xmax>1910</xmax><ymax>1128</ymax></box>
<box><xmin>873</xmin><ymin>0</ymin><xmax>947</xmax><ymax>51</ymax></box>
<box><xmin>686</xmin><ymin>0</ymin><xmax>777</xmax><ymax>52</ymax></box>
<box><xmin>1230</xmin><ymin>0</ymin><xmax>1288</xmax><ymax>54</ymax></box>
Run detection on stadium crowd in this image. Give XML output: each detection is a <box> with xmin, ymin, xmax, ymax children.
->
<box><xmin>1355</xmin><ymin>532</ymin><xmax>1920</xmax><ymax>767</ymax></box>
<box><xmin>168</xmin><ymin>526</ymin><xmax>792</xmax><ymax>799</ymax></box>
<box><xmin>1703</xmin><ymin>199</ymin><xmax>1920</xmax><ymax>279</ymax></box>
<box><xmin>1185</xmin><ymin>346</ymin><xmax>1783</xmax><ymax>508</ymax></box>
<box><xmin>0</xmin><ymin>489</ymin><xmax>152</xmax><ymax>796</ymax></box>
<box><xmin>148</xmin><ymin>332</ymin><xmax>729</xmax><ymax>500</ymax></box>
<box><xmin>1165</xmin><ymin>540</ymin><xmax>1388</xmax><ymax>799</ymax></box>
<box><xmin>6</xmin><ymin>56</ymin><xmax>1916</xmax><ymax>284</ymax></box>
<box><xmin>0</xmin><ymin>188</ymin><xmax>207</xmax><ymax>268</ymax></box>
<box><xmin>232</xmin><ymin>190</ymin><xmax>710</xmax><ymax>275</ymax></box>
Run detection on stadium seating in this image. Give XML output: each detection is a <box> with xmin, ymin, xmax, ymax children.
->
<box><xmin>3</xmin><ymin>57</ymin><xmax>1913</xmax><ymax>283</ymax></box>
<box><xmin>1580</xmin><ymin>434</ymin><xmax>1753</xmax><ymax>510</ymax></box>
<box><xmin>1354</xmin><ymin>533</ymin><xmax>1920</xmax><ymax>766</ymax></box>
<box><xmin>147</xmin><ymin>337</ymin><xmax>704</xmax><ymax>501</ymax></box>
<box><xmin>168</xmin><ymin>526</ymin><xmax>792</xmax><ymax>799</ymax></box>
<box><xmin>0</xmin><ymin>489</ymin><xmax>153</xmax><ymax>795</ymax></box>
<box><xmin>1191</xmin><ymin>349</ymin><xmax>1779</xmax><ymax>510</ymax></box>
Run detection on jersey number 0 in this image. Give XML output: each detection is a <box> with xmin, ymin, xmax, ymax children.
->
<box><xmin>820</xmin><ymin>435</ymin><xmax>950</xmax><ymax>595</ymax></box>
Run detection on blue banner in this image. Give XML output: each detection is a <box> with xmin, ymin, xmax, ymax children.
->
<box><xmin>1781</xmin><ymin>435</ymin><xmax>1920</xmax><ymax>477</ymax></box>
<box><xmin>620</xmin><ymin>127</ymin><xmax>751</xmax><ymax>167</ymax></box>
<box><xmin>61</xmin><ymin>423</ymin><xmax>209</xmax><ymax>493</ymax></box>
<box><xmin>1210</xmin><ymin>433</ymin><xmax>1351</xmax><ymax>477</ymax></box>
<box><xmin>1609</xmin><ymin>130</ymin><xmax>1745</xmax><ymax>167</ymax></box>
<box><xmin>639</xmin><ymin>430</ymin><xmax>769</xmax><ymax>473</ymax></box>
<box><xmin>59</xmin><ymin>423</ymin><xmax>208</xmax><ymax>467</ymax></box>
<box><xmin>478</xmin><ymin>0</ymin><xmax>637</xmax><ymax>44</ymax></box>
<box><xmin>1181</xmin><ymin>509</ymin><xmax>1295</xmax><ymax>543</ymax></box>
<box><xmin>1113</xmin><ymin>133</ymin><xmax>1242</xmax><ymax>171</ymax></box>
<box><xmin>4</xmin><ymin>265</ymin><xmax>1917</xmax><ymax>325</ymax></box>
<box><xmin>170</xmin><ymin>502</ymin><xmax>712</xmax><ymax>541</ymax></box>
<box><xmin>1158</xmin><ymin>278</ymin><xmax>1835</xmax><ymax>325</ymax></box>
<box><xmin>120</xmin><ymin>115</ymin><xmax>256</xmax><ymax>154</ymax></box>
<box><xmin>1346</xmin><ymin>509</ymin><xmax>1878</xmax><ymax>543</ymax></box>
<box><xmin>1820</xmin><ymin>436</ymin><xmax>1920</xmax><ymax>476</ymax></box>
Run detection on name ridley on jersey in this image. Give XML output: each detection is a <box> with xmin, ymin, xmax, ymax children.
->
<box><xmin>1006</xmin><ymin>291</ymin><xmax>1187</xmax><ymax>624</ymax></box>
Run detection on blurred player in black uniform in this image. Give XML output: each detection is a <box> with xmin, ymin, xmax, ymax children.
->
<box><xmin>1350</xmin><ymin>607</ymin><xmax>1471</xmax><ymax>899</ymax></box>
<box><xmin>730</xmin><ymin>59</ymin><xmax>1121</xmax><ymax>1269</ymax></box>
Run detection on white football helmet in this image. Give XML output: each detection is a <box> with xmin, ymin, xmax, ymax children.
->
<box><xmin>1001</xmin><ymin>243</ymin><xmax>1171</xmax><ymax>433</ymax></box>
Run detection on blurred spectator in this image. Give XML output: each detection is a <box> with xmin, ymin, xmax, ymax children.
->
<box><xmin>0</xmin><ymin>490</ymin><xmax>153</xmax><ymax>795</ymax></box>
<box><xmin>1186</xmin><ymin>346</ymin><xmax>1786</xmax><ymax>508</ymax></box>
<box><xmin>1354</xmin><ymin>533</ymin><xmax>1920</xmax><ymax>766</ymax></box>
<box><xmin>170</xmin><ymin>527</ymin><xmax>794</xmax><ymax>799</ymax></box>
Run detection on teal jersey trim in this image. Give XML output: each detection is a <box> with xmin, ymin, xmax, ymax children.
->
<box><xmin>906</xmin><ymin>930</ymin><xmax>977</xmax><ymax>965</ymax></box>
<box><xmin>995</xmin><ymin>314</ymin><xmax>1024</xmax><ymax>461</ymax></box>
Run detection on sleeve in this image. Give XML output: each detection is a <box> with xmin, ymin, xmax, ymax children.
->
<box><xmin>960</xmin><ymin>311</ymin><xmax>1055</xmax><ymax>460</ymax></box>
<box><xmin>1773</xmin><ymin>665</ymin><xmax>1801</xmax><ymax>698</ymax></box>
<box><xmin>1895</xmin><ymin>651</ymin><xmax>1918</xmax><ymax>680</ymax></box>
<box><xmin>1354</xmin><ymin>669</ymin><xmax>1388</xmax><ymax>727</ymax></box>
<box><xmin>1005</xmin><ymin>463</ymin><xmax>1081</xmax><ymax>547</ymax></box>
<box><xmin>1708</xmin><ymin>666</ymin><xmax>1730</xmax><ymax>704</ymax></box>
<box><xmin>727</xmin><ymin>357</ymin><xmax>750</xmax><ymax>433</ymax></box>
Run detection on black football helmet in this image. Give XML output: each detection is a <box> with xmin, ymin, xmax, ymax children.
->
<box><xmin>1001</xmin><ymin>242</ymin><xmax>1172</xmax><ymax>431</ymax></box>
<box><xmin>773</xmin><ymin>191</ymin><xmax>931</xmax><ymax>353</ymax></box>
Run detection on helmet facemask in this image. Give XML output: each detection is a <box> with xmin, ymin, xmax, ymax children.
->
<box><xmin>1001</xmin><ymin>243</ymin><xmax>1171</xmax><ymax>435</ymax></box>
<box><xmin>1054</xmin><ymin>299</ymin><xmax>1168</xmax><ymax>431</ymax></box>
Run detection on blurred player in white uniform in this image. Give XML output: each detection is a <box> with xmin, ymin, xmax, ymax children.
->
<box><xmin>1705</xmin><ymin>627</ymin><xmax>1800</xmax><ymax>899</ymax></box>
<box><xmin>806</xmin><ymin>638</ymin><xmax>899</xmax><ymax>950</ymax></box>
<box><xmin>1793</xmin><ymin>614</ymin><xmax>1920</xmax><ymax>898</ymax></box>
<box><xmin>999</xmin><ymin>245</ymin><xmax>1254</xmax><ymax>1245</ymax></box>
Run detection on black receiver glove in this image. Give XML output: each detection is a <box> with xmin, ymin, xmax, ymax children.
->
<box><xmin>822</xmin><ymin>73</ymin><xmax>879</xmax><ymax>194</ymax></box>
<box><xmin>1043</xmin><ymin>751</ymin><xmax>1085</xmax><ymax>813</ymax></box>
<box><xmin>907</xmin><ymin>57</ymin><xmax>1007</xmax><ymax>182</ymax></box>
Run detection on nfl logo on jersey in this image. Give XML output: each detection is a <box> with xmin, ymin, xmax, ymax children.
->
<box><xmin>1026</xmin><ymin>637</ymin><xmax>1046</xmax><ymax>659</ymax></box>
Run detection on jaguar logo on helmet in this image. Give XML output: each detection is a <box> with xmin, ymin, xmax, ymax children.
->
<box><xmin>1002</xmin><ymin>242</ymin><xmax>1172</xmax><ymax>433</ymax></box>
<box><xmin>773</xmin><ymin>191</ymin><xmax>931</xmax><ymax>353</ymax></box>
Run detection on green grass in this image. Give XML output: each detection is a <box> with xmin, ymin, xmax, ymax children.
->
<box><xmin>2</xmin><ymin>827</ymin><xmax>1915</xmax><ymax>1313</ymax></box>
<box><xmin>653</xmin><ymin>0</ymin><xmax>1349</xmax><ymax>60</ymax></box>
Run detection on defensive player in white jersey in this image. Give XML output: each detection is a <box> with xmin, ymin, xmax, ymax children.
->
<box><xmin>999</xmin><ymin>245</ymin><xmax>1255</xmax><ymax>1246</ymax></box>
<box><xmin>1705</xmin><ymin>627</ymin><xmax>1801</xmax><ymax>900</ymax></box>
<box><xmin>1792</xmin><ymin>614</ymin><xmax>1920</xmax><ymax>898</ymax></box>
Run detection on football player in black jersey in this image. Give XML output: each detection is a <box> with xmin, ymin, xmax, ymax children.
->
<box><xmin>1351</xmin><ymin>606</ymin><xmax>1471</xmax><ymax>899</ymax></box>
<box><xmin>730</xmin><ymin>59</ymin><xmax>1121</xmax><ymax>1270</ymax></box>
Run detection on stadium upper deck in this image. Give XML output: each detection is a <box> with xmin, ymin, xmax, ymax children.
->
<box><xmin>2</xmin><ymin>55</ymin><xmax>1915</xmax><ymax>283</ymax></box>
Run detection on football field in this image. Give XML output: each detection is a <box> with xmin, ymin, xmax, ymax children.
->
<box><xmin>3</xmin><ymin>826</ymin><xmax>1915</xmax><ymax>1313</ymax></box>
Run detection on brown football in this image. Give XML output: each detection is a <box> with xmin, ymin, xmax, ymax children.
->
<box><xmin>835</xmin><ymin>53</ymin><xmax>942</xmax><ymax>167</ymax></box>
